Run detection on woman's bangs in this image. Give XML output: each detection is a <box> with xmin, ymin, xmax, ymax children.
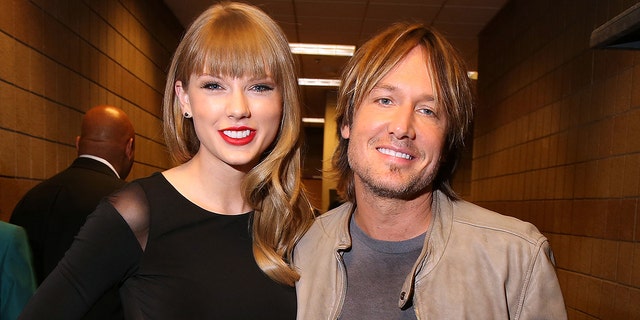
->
<box><xmin>199</xmin><ymin>32</ymin><xmax>278</xmax><ymax>81</ymax></box>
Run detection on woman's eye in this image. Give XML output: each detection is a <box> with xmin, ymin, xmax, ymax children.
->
<box><xmin>202</xmin><ymin>82</ymin><xmax>222</xmax><ymax>90</ymax></box>
<box><xmin>251</xmin><ymin>84</ymin><xmax>274</xmax><ymax>92</ymax></box>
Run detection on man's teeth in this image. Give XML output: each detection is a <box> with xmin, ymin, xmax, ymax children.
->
<box><xmin>378</xmin><ymin>148</ymin><xmax>412</xmax><ymax>159</ymax></box>
<box><xmin>224</xmin><ymin>130</ymin><xmax>251</xmax><ymax>138</ymax></box>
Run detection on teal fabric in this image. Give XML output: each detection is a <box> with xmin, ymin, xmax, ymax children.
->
<box><xmin>0</xmin><ymin>221</ymin><xmax>36</xmax><ymax>320</ymax></box>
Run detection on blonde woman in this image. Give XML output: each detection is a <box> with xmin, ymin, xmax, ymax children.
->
<box><xmin>20</xmin><ymin>2</ymin><xmax>314</xmax><ymax>319</ymax></box>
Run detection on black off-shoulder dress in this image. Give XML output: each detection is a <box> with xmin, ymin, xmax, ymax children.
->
<box><xmin>20</xmin><ymin>173</ymin><xmax>296</xmax><ymax>320</ymax></box>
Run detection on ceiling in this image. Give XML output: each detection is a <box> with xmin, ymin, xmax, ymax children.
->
<box><xmin>163</xmin><ymin>0</ymin><xmax>508</xmax><ymax>120</ymax></box>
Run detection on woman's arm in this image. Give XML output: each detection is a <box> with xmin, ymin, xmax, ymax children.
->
<box><xmin>19</xmin><ymin>198</ymin><xmax>143</xmax><ymax>320</ymax></box>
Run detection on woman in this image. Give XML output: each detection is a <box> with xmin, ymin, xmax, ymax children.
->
<box><xmin>19</xmin><ymin>2</ymin><xmax>315</xmax><ymax>319</ymax></box>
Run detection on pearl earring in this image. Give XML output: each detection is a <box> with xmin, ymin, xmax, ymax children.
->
<box><xmin>183</xmin><ymin>112</ymin><xmax>192</xmax><ymax>118</ymax></box>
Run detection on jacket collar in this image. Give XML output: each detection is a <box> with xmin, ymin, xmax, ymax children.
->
<box><xmin>331</xmin><ymin>191</ymin><xmax>455</xmax><ymax>309</ymax></box>
<box><xmin>77</xmin><ymin>155</ymin><xmax>120</xmax><ymax>178</ymax></box>
<box><xmin>334</xmin><ymin>202</ymin><xmax>356</xmax><ymax>251</ymax></box>
<box><xmin>71</xmin><ymin>157</ymin><xmax>120</xmax><ymax>179</ymax></box>
<box><xmin>335</xmin><ymin>190</ymin><xmax>454</xmax><ymax>308</ymax></box>
<box><xmin>396</xmin><ymin>191</ymin><xmax>454</xmax><ymax>308</ymax></box>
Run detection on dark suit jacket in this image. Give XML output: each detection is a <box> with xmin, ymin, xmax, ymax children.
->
<box><xmin>10</xmin><ymin>157</ymin><xmax>126</xmax><ymax>319</ymax></box>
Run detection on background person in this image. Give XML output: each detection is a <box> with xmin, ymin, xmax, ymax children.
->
<box><xmin>0</xmin><ymin>221</ymin><xmax>36</xmax><ymax>320</ymax></box>
<box><xmin>294</xmin><ymin>22</ymin><xmax>567</xmax><ymax>319</ymax></box>
<box><xmin>11</xmin><ymin>104</ymin><xmax>134</xmax><ymax>319</ymax></box>
<box><xmin>19</xmin><ymin>2</ymin><xmax>314</xmax><ymax>319</ymax></box>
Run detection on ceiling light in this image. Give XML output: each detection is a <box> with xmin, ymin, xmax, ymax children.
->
<box><xmin>298</xmin><ymin>78</ymin><xmax>341</xmax><ymax>87</ymax></box>
<box><xmin>302</xmin><ymin>117</ymin><xmax>325</xmax><ymax>124</ymax></box>
<box><xmin>289</xmin><ymin>43</ymin><xmax>355</xmax><ymax>56</ymax></box>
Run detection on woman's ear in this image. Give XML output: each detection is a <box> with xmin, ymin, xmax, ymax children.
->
<box><xmin>175</xmin><ymin>81</ymin><xmax>191</xmax><ymax>115</ymax></box>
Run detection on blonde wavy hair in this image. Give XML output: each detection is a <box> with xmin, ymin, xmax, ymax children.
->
<box><xmin>163</xmin><ymin>2</ymin><xmax>314</xmax><ymax>286</ymax></box>
<box><xmin>333</xmin><ymin>22</ymin><xmax>475</xmax><ymax>203</ymax></box>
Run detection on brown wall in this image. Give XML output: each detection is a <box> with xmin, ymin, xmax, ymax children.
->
<box><xmin>3</xmin><ymin>0</ymin><xmax>640</xmax><ymax>317</ymax></box>
<box><xmin>0</xmin><ymin>0</ymin><xmax>183</xmax><ymax>221</ymax></box>
<box><xmin>475</xmin><ymin>0</ymin><xmax>640</xmax><ymax>318</ymax></box>
<box><xmin>302</xmin><ymin>177</ymin><xmax>323</xmax><ymax>211</ymax></box>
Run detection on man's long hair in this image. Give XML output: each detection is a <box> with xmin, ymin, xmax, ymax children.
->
<box><xmin>332</xmin><ymin>22</ymin><xmax>475</xmax><ymax>202</ymax></box>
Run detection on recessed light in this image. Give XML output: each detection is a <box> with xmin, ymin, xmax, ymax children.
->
<box><xmin>302</xmin><ymin>117</ymin><xmax>325</xmax><ymax>124</ymax></box>
<box><xmin>298</xmin><ymin>78</ymin><xmax>341</xmax><ymax>87</ymax></box>
<box><xmin>289</xmin><ymin>43</ymin><xmax>355</xmax><ymax>56</ymax></box>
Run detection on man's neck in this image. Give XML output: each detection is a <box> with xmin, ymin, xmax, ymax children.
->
<box><xmin>353</xmin><ymin>191</ymin><xmax>433</xmax><ymax>241</ymax></box>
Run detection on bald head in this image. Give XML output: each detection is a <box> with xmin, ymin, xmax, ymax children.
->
<box><xmin>76</xmin><ymin>105</ymin><xmax>136</xmax><ymax>179</ymax></box>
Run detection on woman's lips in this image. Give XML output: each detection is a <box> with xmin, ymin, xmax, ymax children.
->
<box><xmin>219</xmin><ymin>127</ymin><xmax>256</xmax><ymax>145</ymax></box>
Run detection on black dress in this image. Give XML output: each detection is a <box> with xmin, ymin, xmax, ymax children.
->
<box><xmin>20</xmin><ymin>173</ymin><xmax>296</xmax><ymax>320</ymax></box>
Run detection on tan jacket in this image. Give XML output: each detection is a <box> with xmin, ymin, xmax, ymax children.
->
<box><xmin>294</xmin><ymin>191</ymin><xmax>567</xmax><ymax>319</ymax></box>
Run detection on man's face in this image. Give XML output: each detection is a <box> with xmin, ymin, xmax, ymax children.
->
<box><xmin>342</xmin><ymin>46</ymin><xmax>447</xmax><ymax>200</ymax></box>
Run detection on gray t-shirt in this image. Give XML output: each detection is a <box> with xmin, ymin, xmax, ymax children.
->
<box><xmin>339</xmin><ymin>216</ymin><xmax>425</xmax><ymax>320</ymax></box>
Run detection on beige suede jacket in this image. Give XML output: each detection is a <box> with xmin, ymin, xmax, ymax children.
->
<box><xmin>294</xmin><ymin>191</ymin><xmax>567</xmax><ymax>320</ymax></box>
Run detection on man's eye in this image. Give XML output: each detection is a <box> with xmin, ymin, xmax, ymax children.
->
<box><xmin>377</xmin><ymin>98</ymin><xmax>392</xmax><ymax>105</ymax></box>
<box><xmin>417</xmin><ymin>107</ymin><xmax>435</xmax><ymax>116</ymax></box>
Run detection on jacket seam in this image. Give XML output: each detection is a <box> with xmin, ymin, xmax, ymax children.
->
<box><xmin>452</xmin><ymin>219</ymin><xmax>540</xmax><ymax>245</ymax></box>
<box><xmin>513</xmin><ymin>237</ymin><xmax>546</xmax><ymax>320</ymax></box>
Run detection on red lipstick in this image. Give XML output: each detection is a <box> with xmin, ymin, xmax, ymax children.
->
<box><xmin>218</xmin><ymin>126</ymin><xmax>256</xmax><ymax>146</ymax></box>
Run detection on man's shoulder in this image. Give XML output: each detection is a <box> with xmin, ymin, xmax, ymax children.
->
<box><xmin>311</xmin><ymin>203</ymin><xmax>351</xmax><ymax>229</ymax></box>
<box><xmin>317</xmin><ymin>203</ymin><xmax>351</xmax><ymax>221</ymax></box>
<box><xmin>14</xmin><ymin>178</ymin><xmax>68</xmax><ymax>208</ymax></box>
<box><xmin>449</xmin><ymin>200</ymin><xmax>545</xmax><ymax>244</ymax></box>
<box><xmin>34</xmin><ymin>159</ymin><xmax>119</xmax><ymax>186</ymax></box>
<box><xmin>32</xmin><ymin>166</ymin><xmax>122</xmax><ymax>194</ymax></box>
<box><xmin>11</xmin><ymin>161</ymin><xmax>126</xmax><ymax>218</ymax></box>
<box><xmin>297</xmin><ymin>203</ymin><xmax>352</xmax><ymax>247</ymax></box>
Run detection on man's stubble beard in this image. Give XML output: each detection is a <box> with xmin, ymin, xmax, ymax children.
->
<box><xmin>350</xmin><ymin>156</ymin><xmax>438</xmax><ymax>201</ymax></box>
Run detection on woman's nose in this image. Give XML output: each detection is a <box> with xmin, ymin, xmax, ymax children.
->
<box><xmin>226</xmin><ymin>91</ymin><xmax>251</xmax><ymax>119</ymax></box>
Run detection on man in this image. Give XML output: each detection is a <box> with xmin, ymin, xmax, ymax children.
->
<box><xmin>11</xmin><ymin>105</ymin><xmax>135</xmax><ymax>319</ymax></box>
<box><xmin>294</xmin><ymin>23</ymin><xmax>566</xmax><ymax>319</ymax></box>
